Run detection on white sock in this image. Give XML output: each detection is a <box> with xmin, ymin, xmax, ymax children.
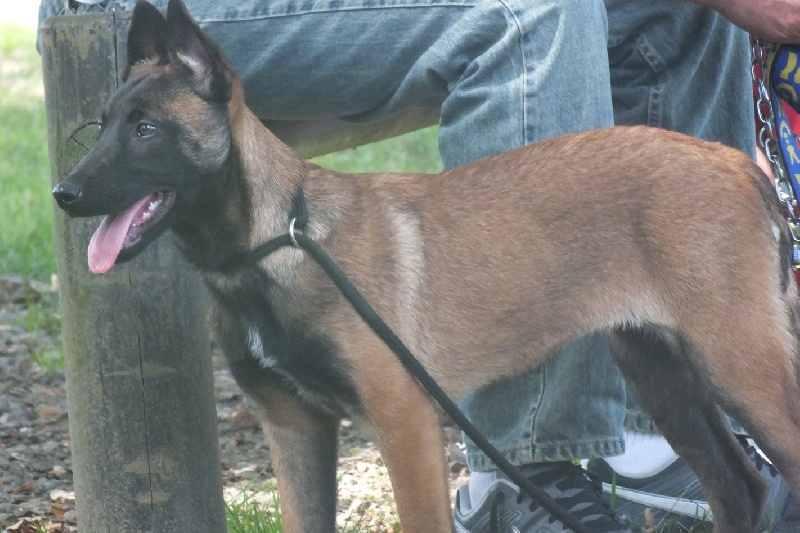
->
<box><xmin>468</xmin><ymin>470</ymin><xmax>501</xmax><ymax>508</ymax></box>
<box><xmin>603</xmin><ymin>429</ymin><xmax>679</xmax><ymax>479</ymax></box>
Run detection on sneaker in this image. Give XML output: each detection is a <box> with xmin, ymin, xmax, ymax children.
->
<box><xmin>586</xmin><ymin>439</ymin><xmax>800</xmax><ymax>532</ymax></box>
<box><xmin>585</xmin><ymin>457</ymin><xmax>708</xmax><ymax>531</ymax></box>
<box><xmin>454</xmin><ymin>461</ymin><xmax>632</xmax><ymax>532</ymax></box>
<box><xmin>746</xmin><ymin>442</ymin><xmax>800</xmax><ymax>533</ymax></box>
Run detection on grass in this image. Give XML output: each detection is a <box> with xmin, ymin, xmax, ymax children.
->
<box><xmin>13</xmin><ymin>283</ymin><xmax>65</xmax><ymax>372</ymax></box>
<box><xmin>225</xmin><ymin>478</ymin><xmax>283</xmax><ymax>533</ymax></box>
<box><xmin>224</xmin><ymin>473</ymin><xmax>401</xmax><ymax>533</ymax></box>
<box><xmin>0</xmin><ymin>25</ymin><xmax>52</xmax><ymax>281</ymax></box>
<box><xmin>313</xmin><ymin>127</ymin><xmax>441</xmax><ymax>175</ymax></box>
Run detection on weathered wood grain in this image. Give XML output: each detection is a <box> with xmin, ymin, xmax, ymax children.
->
<box><xmin>40</xmin><ymin>12</ymin><xmax>226</xmax><ymax>532</ymax></box>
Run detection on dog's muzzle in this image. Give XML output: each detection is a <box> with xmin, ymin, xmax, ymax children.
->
<box><xmin>53</xmin><ymin>182</ymin><xmax>83</xmax><ymax>209</ymax></box>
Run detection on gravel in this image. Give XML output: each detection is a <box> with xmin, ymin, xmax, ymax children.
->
<box><xmin>0</xmin><ymin>277</ymin><xmax>469</xmax><ymax>532</ymax></box>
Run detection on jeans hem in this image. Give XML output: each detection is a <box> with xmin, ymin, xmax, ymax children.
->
<box><xmin>466</xmin><ymin>436</ymin><xmax>625</xmax><ymax>472</ymax></box>
<box><xmin>624</xmin><ymin>411</ymin><xmax>658</xmax><ymax>433</ymax></box>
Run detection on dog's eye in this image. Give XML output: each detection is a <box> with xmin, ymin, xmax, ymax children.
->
<box><xmin>136</xmin><ymin>123</ymin><xmax>157</xmax><ymax>137</ymax></box>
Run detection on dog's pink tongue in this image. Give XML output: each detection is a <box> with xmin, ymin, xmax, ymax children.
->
<box><xmin>87</xmin><ymin>195</ymin><xmax>153</xmax><ymax>274</ymax></box>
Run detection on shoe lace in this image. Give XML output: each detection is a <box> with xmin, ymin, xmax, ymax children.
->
<box><xmin>511</xmin><ymin>463</ymin><xmax>622</xmax><ymax>527</ymax></box>
<box><xmin>586</xmin><ymin>470</ymin><xmax>619</xmax><ymax>515</ymax></box>
<box><xmin>489</xmin><ymin>491</ymin><xmax>505</xmax><ymax>533</ymax></box>
<box><xmin>738</xmin><ymin>435</ymin><xmax>778</xmax><ymax>477</ymax></box>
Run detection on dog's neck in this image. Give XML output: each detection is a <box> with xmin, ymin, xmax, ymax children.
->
<box><xmin>172</xmin><ymin>82</ymin><xmax>310</xmax><ymax>273</ymax></box>
<box><xmin>229</xmin><ymin>90</ymin><xmax>308</xmax><ymax>252</ymax></box>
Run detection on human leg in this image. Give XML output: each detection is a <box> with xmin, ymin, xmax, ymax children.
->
<box><xmin>437</xmin><ymin>0</ymin><xmax>637</xmax><ymax>529</ymax></box>
<box><xmin>456</xmin><ymin>2</ymin><xmax>792</xmax><ymax>531</ymax></box>
<box><xmin>452</xmin><ymin>0</ymin><xmax>624</xmax><ymax>475</ymax></box>
<box><xmin>604</xmin><ymin>0</ymin><xmax>753</xmax><ymax>432</ymax></box>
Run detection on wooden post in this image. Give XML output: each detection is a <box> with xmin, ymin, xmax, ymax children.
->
<box><xmin>40</xmin><ymin>12</ymin><xmax>227</xmax><ymax>532</ymax></box>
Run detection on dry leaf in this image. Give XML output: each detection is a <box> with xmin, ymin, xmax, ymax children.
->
<box><xmin>51</xmin><ymin>505</ymin><xmax>66</xmax><ymax>520</ymax></box>
<box><xmin>643</xmin><ymin>507</ymin><xmax>656</xmax><ymax>532</ymax></box>
<box><xmin>7</xmin><ymin>518</ymin><xmax>41</xmax><ymax>533</ymax></box>
<box><xmin>19</xmin><ymin>479</ymin><xmax>38</xmax><ymax>492</ymax></box>
<box><xmin>231</xmin><ymin>403</ymin><xmax>258</xmax><ymax>428</ymax></box>
<box><xmin>37</xmin><ymin>404</ymin><xmax>65</xmax><ymax>422</ymax></box>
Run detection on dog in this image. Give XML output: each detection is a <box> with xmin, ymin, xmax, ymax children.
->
<box><xmin>52</xmin><ymin>0</ymin><xmax>800</xmax><ymax>530</ymax></box>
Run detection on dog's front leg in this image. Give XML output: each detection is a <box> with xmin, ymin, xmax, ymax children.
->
<box><xmin>357</xmin><ymin>356</ymin><xmax>453</xmax><ymax>532</ymax></box>
<box><xmin>264</xmin><ymin>400</ymin><xmax>339</xmax><ymax>532</ymax></box>
<box><xmin>227</xmin><ymin>356</ymin><xmax>339</xmax><ymax>532</ymax></box>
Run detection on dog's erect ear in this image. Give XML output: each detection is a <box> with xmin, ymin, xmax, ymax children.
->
<box><xmin>166</xmin><ymin>0</ymin><xmax>233</xmax><ymax>102</ymax></box>
<box><xmin>124</xmin><ymin>1</ymin><xmax>169</xmax><ymax>82</ymax></box>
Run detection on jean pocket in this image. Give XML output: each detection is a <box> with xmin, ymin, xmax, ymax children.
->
<box><xmin>608</xmin><ymin>34</ymin><xmax>668</xmax><ymax>128</ymax></box>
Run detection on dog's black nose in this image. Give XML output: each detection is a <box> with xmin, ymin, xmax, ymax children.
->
<box><xmin>53</xmin><ymin>182</ymin><xmax>83</xmax><ymax>207</ymax></box>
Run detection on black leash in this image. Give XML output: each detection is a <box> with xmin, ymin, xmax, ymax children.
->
<box><xmin>220</xmin><ymin>192</ymin><xmax>591</xmax><ymax>533</ymax></box>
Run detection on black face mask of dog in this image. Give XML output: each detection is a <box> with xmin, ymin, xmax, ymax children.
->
<box><xmin>52</xmin><ymin>0</ymin><xmax>234</xmax><ymax>274</ymax></box>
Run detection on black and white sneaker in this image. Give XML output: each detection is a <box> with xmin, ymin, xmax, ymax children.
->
<box><xmin>586</xmin><ymin>439</ymin><xmax>800</xmax><ymax>532</ymax></box>
<box><xmin>585</xmin><ymin>457</ymin><xmax>708</xmax><ymax>531</ymax></box>
<box><xmin>454</xmin><ymin>461</ymin><xmax>632</xmax><ymax>532</ymax></box>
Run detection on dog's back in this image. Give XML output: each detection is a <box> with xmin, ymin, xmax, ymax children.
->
<box><xmin>308</xmin><ymin>127</ymin><xmax>794</xmax><ymax>393</ymax></box>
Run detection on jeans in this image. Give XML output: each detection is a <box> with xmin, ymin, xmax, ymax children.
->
<box><xmin>39</xmin><ymin>0</ymin><xmax>754</xmax><ymax>470</ymax></box>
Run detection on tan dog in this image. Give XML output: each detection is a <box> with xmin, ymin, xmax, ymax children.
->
<box><xmin>52</xmin><ymin>0</ymin><xmax>800</xmax><ymax>530</ymax></box>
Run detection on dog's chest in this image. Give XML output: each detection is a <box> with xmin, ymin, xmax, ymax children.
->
<box><xmin>243</xmin><ymin>320</ymin><xmax>356</xmax><ymax>416</ymax></box>
<box><xmin>213</xmin><ymin>279</ymin><xmax>361</xmax><ymax>418</ymax></box>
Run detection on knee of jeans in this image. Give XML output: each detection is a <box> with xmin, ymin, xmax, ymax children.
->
<box><xmin>446</xmin><ymin>0</ymin><xmax>609</xmax><ymax>88</ymax></box>
<box><xmin>438</xmin><ymin>0</ymin><xmax>612</xmax><ymax>166</ymax></box>
<box><xmin>489</xmin><ymin>0</ymin><xmax>608</xmax><ymax>44</ymax></box>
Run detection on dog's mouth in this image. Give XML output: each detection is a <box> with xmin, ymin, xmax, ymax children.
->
<box><xmin>88</xmin><ymin>190</ymin><xmax>175</xmax><ymax>274</ymax></box>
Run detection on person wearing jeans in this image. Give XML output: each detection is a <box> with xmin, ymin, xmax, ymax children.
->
<box><xmin>39</xmin><ymin>0</ymin><xmax>800</xmax><ymax>530</ymax></box>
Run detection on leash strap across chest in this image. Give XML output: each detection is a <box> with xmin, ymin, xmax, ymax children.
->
<box><xmin>219</xmin><ymin>191</ymin><xmax>591</xmax><ymax>532</ymax></box>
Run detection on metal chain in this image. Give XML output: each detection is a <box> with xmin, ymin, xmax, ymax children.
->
<box><xmin>751</xmin><ymin>37</ymin><xmax>800</xmax><ymax>259</ymax></box>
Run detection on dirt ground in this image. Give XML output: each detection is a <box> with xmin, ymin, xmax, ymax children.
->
<box><xmin>0</xmin><ymin>276</ymin><xmax>470</xmax><ymax>532</ymax></box>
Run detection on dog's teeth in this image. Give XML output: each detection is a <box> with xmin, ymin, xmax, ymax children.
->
<box><xmin>148</xmin><ymin>201</ymin><xmax>159</xmax><ymax>211</ymax></box>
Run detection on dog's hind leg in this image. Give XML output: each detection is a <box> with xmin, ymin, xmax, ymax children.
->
<box><xmin>679</xmin><ymin>312</ymin><xmax>800</xmax><ymax>514</ymax></box>
<box><xmin>607</xmin><ymin>327</ymin><xmax>767</xmax><ymax>532</ymax></box>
